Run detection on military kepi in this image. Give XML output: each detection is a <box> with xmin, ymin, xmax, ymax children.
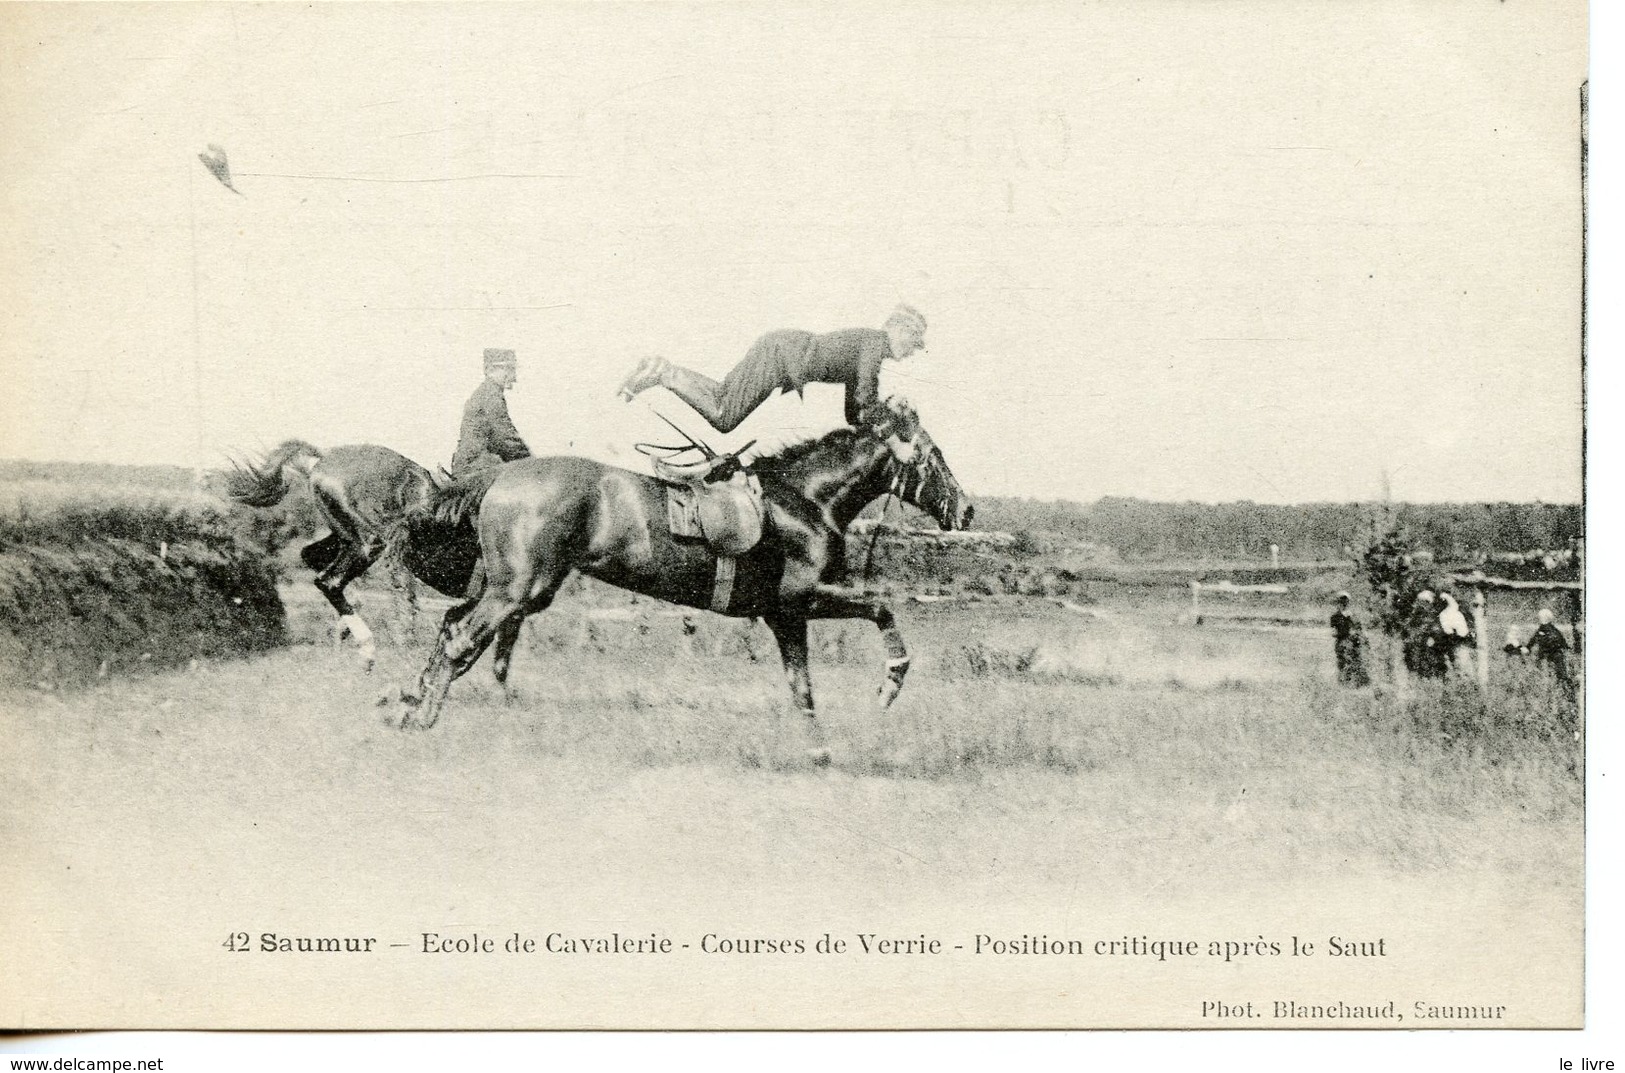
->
<box><xmin>484</xmin><ymin>348</ymin><xmax>516</xmax><ymax>370</ymax></box>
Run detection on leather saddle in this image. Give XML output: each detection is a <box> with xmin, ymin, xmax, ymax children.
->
<box><xmin>656</xmin><ymin>451</ymin><xmax>766</xmax><ymax>558</ymax></box>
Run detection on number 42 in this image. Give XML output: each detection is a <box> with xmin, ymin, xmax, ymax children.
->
<box><xmin>222</xmin><ymin>932</ymin><xmax>251</xmax><ymax>952</ymax></box>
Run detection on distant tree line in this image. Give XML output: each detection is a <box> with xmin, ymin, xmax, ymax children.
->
<box><xmin>1</xmin><ymin>461</ymin><xmax>1583</xmax><ymax>564</ymax></box>
<box><xmin>0</xmin><ymin>459</ymin><xmax>197</xmax><ymax>491</ymax></box>
<box><xmin>970</xmin><ymin>496</ymin><xmax>1583</xmax><ymax>562</ymax></box>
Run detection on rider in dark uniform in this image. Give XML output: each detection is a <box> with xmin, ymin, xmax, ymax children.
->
<box><xmin>412</xmin><ymin>348</ymin><xmax>532</xmax><ymax>593</ymax></box>
<box><xmin>615</xmin><ymin>305</ymin><xmax>928</xmax><ymax>433</ymax></box>
<box><xmin>451</xmin><ymin>348</ymin><xmax>531</xmax><ymax>474</ymax></box>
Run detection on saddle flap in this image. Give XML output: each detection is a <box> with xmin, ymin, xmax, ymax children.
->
<box><xmin>697</xmin><ymin>475</ymin><xmax>764</xmax><ymax>556</ymax></box>
<box><xmin>664</xmin><ymin>474</ymin><xmax>765</xmax><ymax>557</ymax></box>
<box><xmin>666</xmin><ymin>484</ymin><xmax>704</xmax><ymax>540</ymax></box>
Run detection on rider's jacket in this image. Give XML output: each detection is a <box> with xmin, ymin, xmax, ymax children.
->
<box><xmin>451</xmin><ymin>379</ymin><xmax>531</xmax><ymax>473</ymax></box>
<box><xmin>751</xmin><ymin>327</ymin><xmax>892</xmax><ymax>426</ymax></box>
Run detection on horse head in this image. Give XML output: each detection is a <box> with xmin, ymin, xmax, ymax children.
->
<box><xmin>865</xmin><ymin>398</ymin><xmax>974</xmax><ymax>532</ymax></box>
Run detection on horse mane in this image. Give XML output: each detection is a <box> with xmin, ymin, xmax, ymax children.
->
<box><xmin>420</xmin><ymin>467</ymin><xmax>502</xmax><ymax>529</ymax></box>
<box><xmin>746</xmin><ymin>426</ymin><xmax>869</xmax><ymax>475</ymax></box>
<box><xmin>382</xmin><ymin>466</ymin><xmax>499</xmax><ymax>583</ymax></box>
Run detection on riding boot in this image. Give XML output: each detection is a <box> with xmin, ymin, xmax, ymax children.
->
<box><xmin>659</xmin><ymin>364</ymin><xmax>735</xmax><ymax>430</ymax></box>
<box><xmin>616</xmin><ymin>356</ymin><xmax>670</xmax><ymax>401</ymax></box>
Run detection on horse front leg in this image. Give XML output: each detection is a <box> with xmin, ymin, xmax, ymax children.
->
<box><xmin>763</xmin><ymin>615</ymin><xmax>830</xmax><ymax>767</ymax></box>
<box><xmin>804</xmin><ymin>584</ymin><xmax>910</xmax><ymax>709</ymax></box>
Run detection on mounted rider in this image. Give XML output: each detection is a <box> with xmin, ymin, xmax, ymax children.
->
<box><xmin>451</xmin><ymin>348</ymin><xmax>532</xmax><ymax>475</ymax></box>
<box><xmin>615</xmin><ymin>305</ymin><xmax>929</xmax><ymax>436</ymax></box>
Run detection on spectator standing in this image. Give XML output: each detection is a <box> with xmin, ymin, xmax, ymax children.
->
<box><xmin>1527</xmin><ymin>608</ymin><xmax>1577</xmax><ymax>700</ymax></box>
<box><xmin>1330</xmin><ymin>592</ymin><xmax>1369</xmax><ymax>687</ymax></box>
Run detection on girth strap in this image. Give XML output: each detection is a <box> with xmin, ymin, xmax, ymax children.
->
<box><xmin>711</xmin><ymin>557</ymin><xmax>737</xmax><ymax>613</ymax></box>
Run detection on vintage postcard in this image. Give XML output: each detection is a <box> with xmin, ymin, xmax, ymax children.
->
<box><xmin>0</xmin><ymin>1</ymin><xmax>1589</xmax><ymax>1032</ymax></box>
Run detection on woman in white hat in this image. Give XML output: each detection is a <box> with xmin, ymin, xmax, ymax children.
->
<box><xmin>616</xmin><ymin>305</ymin><xmax>928</xmax><ymax>433</ymax></box>
<box><xmin>1436</xmin><ymin>591</ymin><xmax>1473</xmax><ymax>673</ymax></box>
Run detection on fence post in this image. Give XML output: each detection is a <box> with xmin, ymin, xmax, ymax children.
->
<box><xmin>1392</xmin><ymin>635</ymin><xmax>1408</xmax><ymax>701</ymax></box>
<box><xmin>1190</xmin><ymin>580</ymin><xmax>1201</xmax><ymax>624</ymax></box>
<box><xmin>1471</xmin><ymin>586</ymin><xmax>1489</xmax><ymax>688</ymax></box>
<box><xmin>1574</xmin><ymin>537</ymin><xmax>1585</xmax><ymax>654</ymax></box>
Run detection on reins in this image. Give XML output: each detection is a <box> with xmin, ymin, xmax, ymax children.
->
<box><xmin>860</xmin><ymin>460</ymin><xmax>911</xmax><ymax>587</ymax></box>
<box><xmin>631</xmin><ymin>404</ymin><xmax>924</xmax><ymax>587</ymax></box>
<box><xmin>634</xmin><ymin>407</ymin><xmax>716</xmax><ymax>462</ymax></box>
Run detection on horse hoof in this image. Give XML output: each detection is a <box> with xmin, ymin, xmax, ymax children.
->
<box><xmin>392</xmin><ymin>690</ymin><xmax>423</xmax><ymax>729</ymax></box>
<box><xmin>878</xmin><ymin>658</ymin><xmax>909</xmax><ymax>709</ymax></box>
<box><xmin>806</xmin><ymin>747</ymin><xmax>832</xmax><ymax>768</ymax></box>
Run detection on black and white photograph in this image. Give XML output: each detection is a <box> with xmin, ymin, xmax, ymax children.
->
<box><xmin>0</xmin><ymin>0</ymin><xmax>1593</xmax><ymax>1042</ymax></box>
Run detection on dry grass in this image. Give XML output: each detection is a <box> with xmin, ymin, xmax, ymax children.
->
<box><xmin>1</xmin><ymin>576</ymin><xmax>1584</xmax><ymax>1029</ymax></box>
<box><xmin>8</xmin><ymin>575</ymin><xmax>1577</xmax><ymax>894</ymax></box>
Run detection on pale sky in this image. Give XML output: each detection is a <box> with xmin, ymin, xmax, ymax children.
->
<box><xmin>1</xmin><ymin>2</ymin><xmax>1587</xmax><ymax>504</ymax></box>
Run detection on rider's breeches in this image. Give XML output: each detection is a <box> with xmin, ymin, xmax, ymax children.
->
<box><xmin>661</xmin><ymin>336</ymin><xmax>790</xmax><ymax>433</ymax></box>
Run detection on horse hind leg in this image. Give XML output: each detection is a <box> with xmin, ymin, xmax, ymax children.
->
<box><xmin>411</xmin><ymin>569</ymin><xmax>568</xmax><ymax>729</ymax></box>
<box><xmin>491</xmin><ymin>571</ymin><xmax>569</xmax><ymax>703</ymax></box>
<box><xmin>315</xmin><ymin>544</ymin><xmax>380</xmax><ymax>671</ymax></box>
<box><xmin>301</xmin><ymin>532</ymin><xmax>345</xmax><ymax>573</ymax></box>
<box><xmin>411</xmin><ymin>596</ymin><xmax>517</xmax><ymax>729</ymax></box>
<box><xmin>764</xmin><ymin>615</ymin><xmax>830</xmax><ymax>768</ymax></box>
<box><xmin>394</xmin><ymin>599</ymin><xmax>470</xmax><ymax>724</ymax></box>
<box><xmin>390</xmin><ymin>564</ymin><xmax>421</xmax><ymax>643</ymax></box>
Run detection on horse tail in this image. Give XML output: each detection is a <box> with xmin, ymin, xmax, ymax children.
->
<box><xmin>226</xmin><ymin>439</ymin><xmax>325</xmax><ymax>507</ymax></box>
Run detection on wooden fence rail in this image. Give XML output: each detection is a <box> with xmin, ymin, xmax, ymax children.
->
<box><xmin>1447</xmin><ymin>571</ymin><xmax>1583</xmax><ymax>688</ymax></box>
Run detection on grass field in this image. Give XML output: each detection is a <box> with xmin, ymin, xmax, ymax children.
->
<box><xmin>1</xmin><ymin>567</ymin><xmax>1585</xmax><ymax>1027</ymax></box>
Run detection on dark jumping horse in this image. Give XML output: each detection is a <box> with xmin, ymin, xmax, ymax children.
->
<box><xmin>226</xmin><ymin>441</ymin><xmax>491</xmax><ymax>673</ymax></box>
<box><xmin>400</xmin><ymin>401</ymin><xmax>972</xmax><ymax>758</ymax></box>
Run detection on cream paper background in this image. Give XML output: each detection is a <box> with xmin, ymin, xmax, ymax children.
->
<box><xmin>0</xmin><ymin>0</ymin><xmax>1589</xmax><ymax>1032</ymax></box>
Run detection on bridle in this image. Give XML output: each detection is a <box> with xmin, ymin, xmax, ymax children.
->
<box><xmin>860</xmin><ymin>420</ymin><xmax>946</xmax><ymax>585</ymax></box>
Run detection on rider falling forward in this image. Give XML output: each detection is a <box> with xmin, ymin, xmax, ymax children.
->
<box><xmin>615</xmin><ymin>305</ymin><xmax>929</xmax><ymax>439</ymax></box>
